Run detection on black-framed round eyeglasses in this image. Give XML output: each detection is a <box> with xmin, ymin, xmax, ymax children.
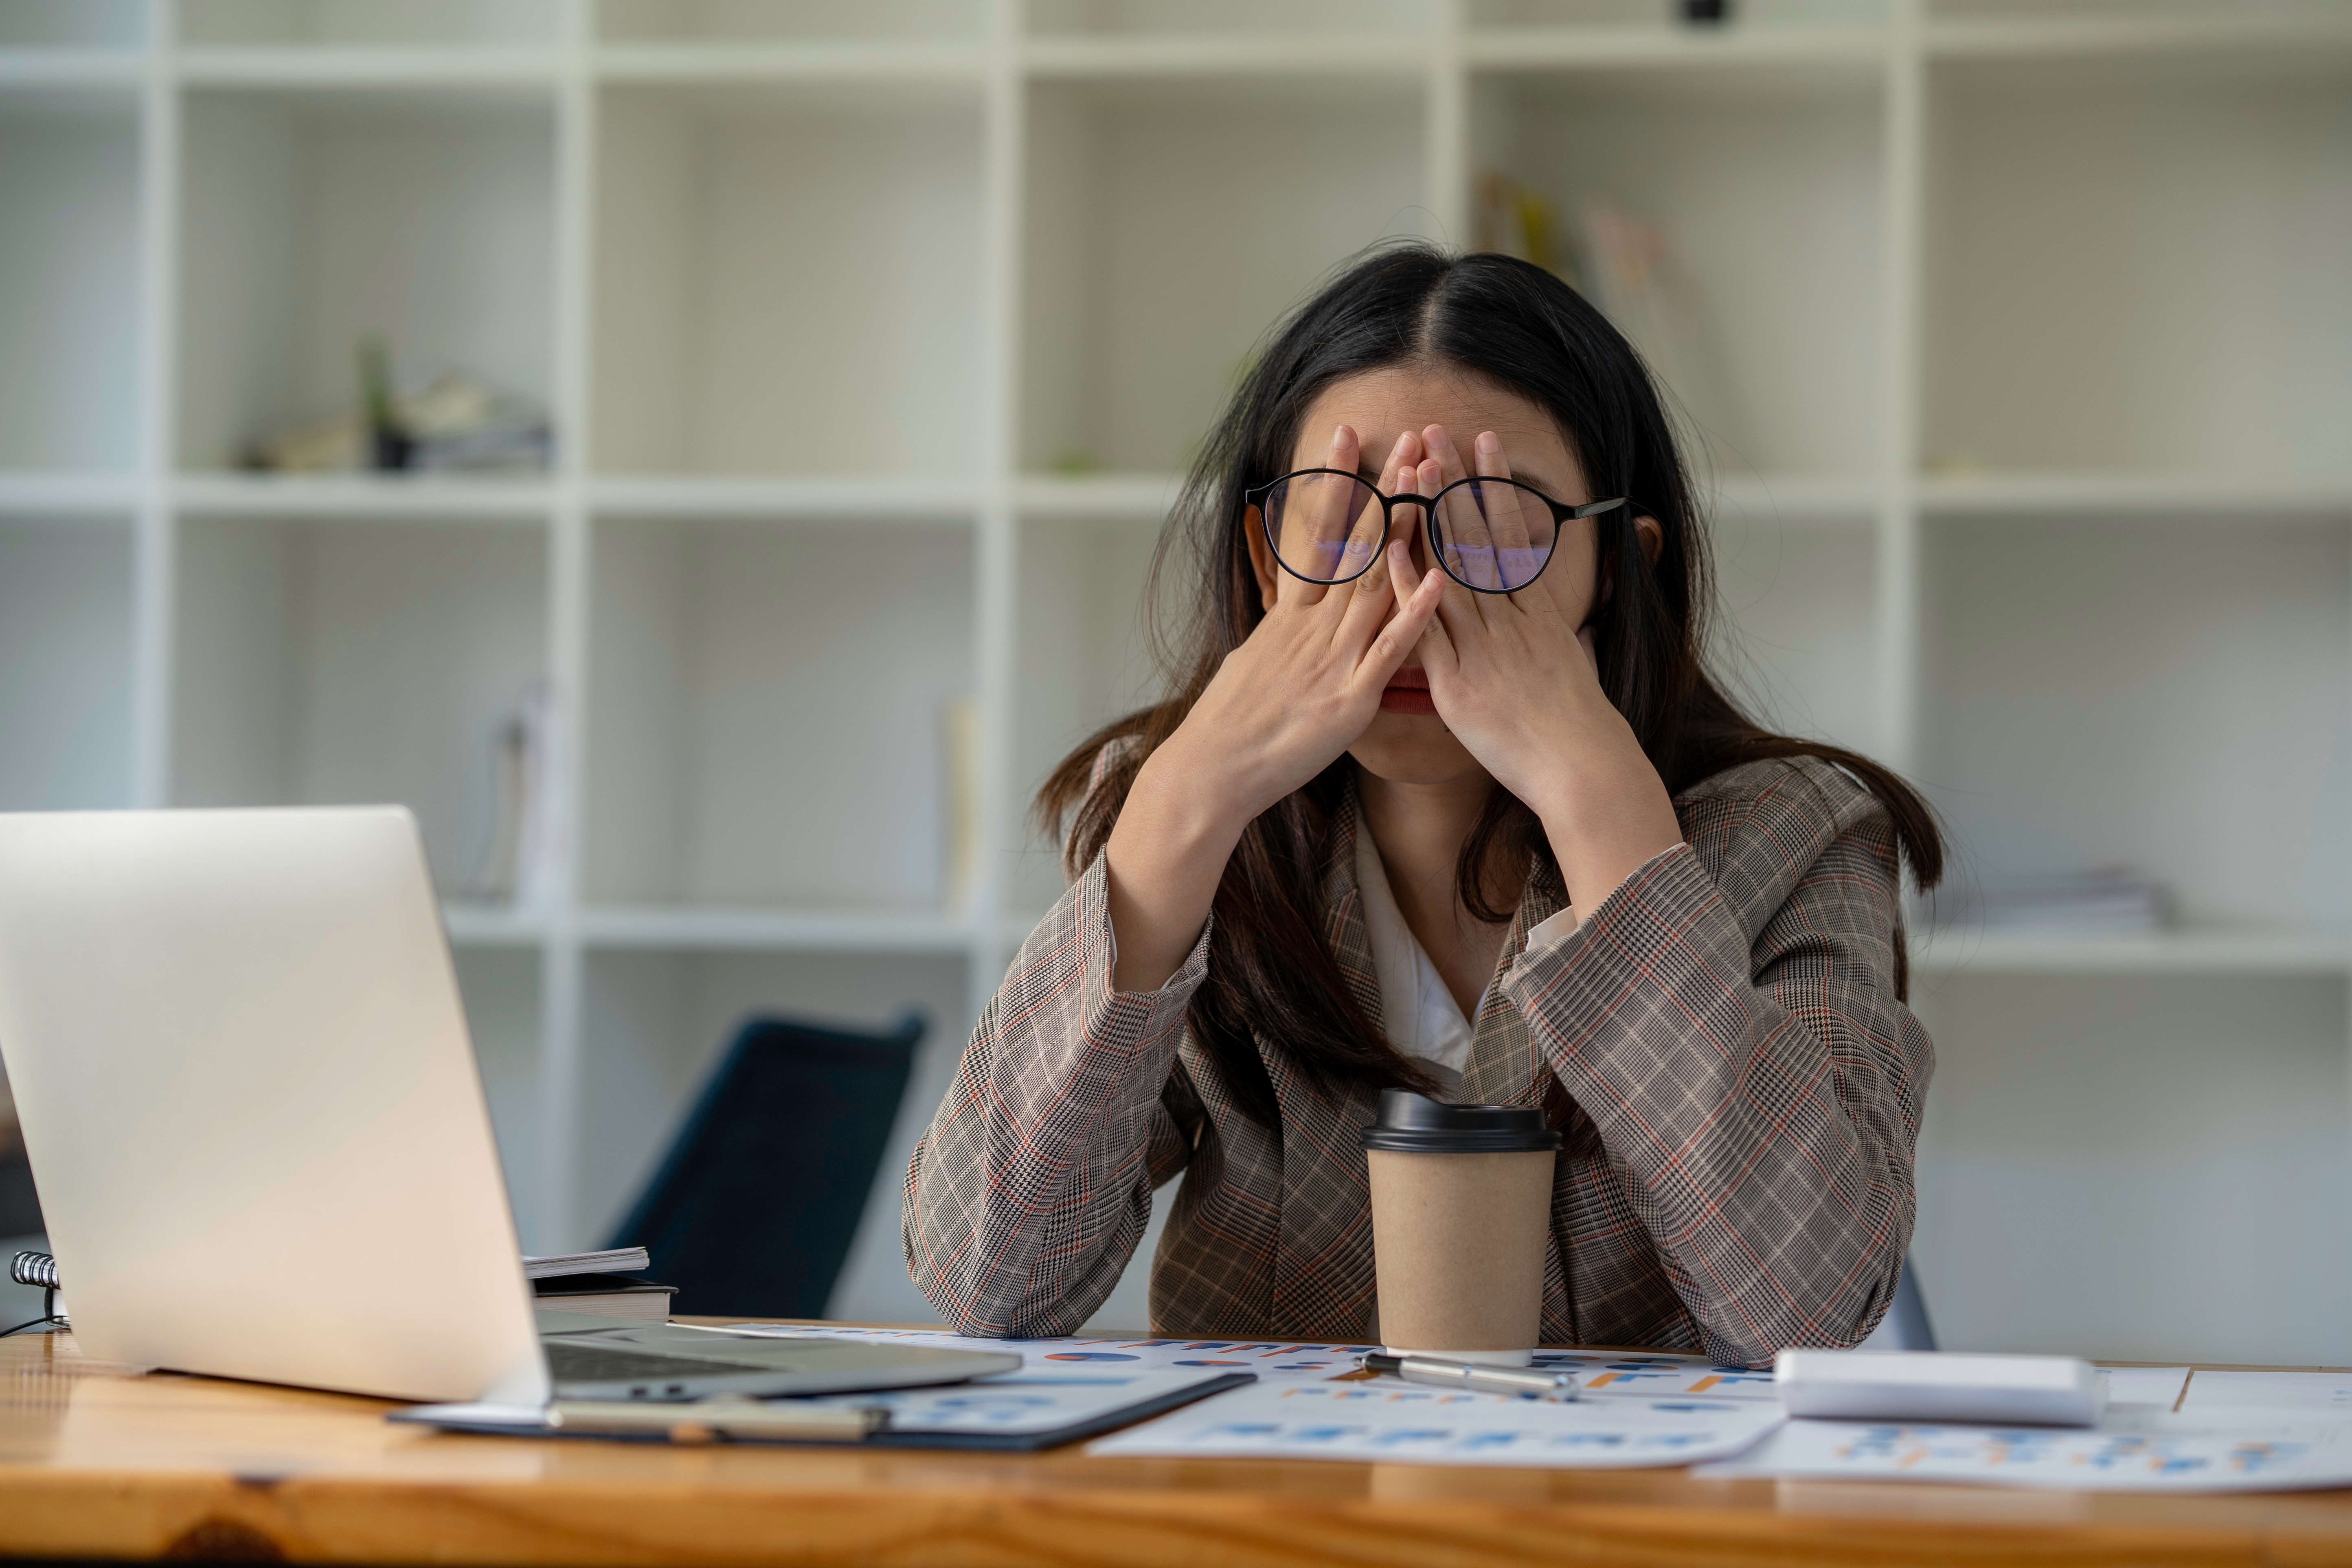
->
<box><xmin>1244</xmin><ymin>469</ymin><xmax>1629</xmax><ymax>594</ymax></box>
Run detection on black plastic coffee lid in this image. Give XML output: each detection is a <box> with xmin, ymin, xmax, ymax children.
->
<box><xmin>1361</xmin><ymin>1089</ymin><xmax>1564</xmax><ymax>1154</ymax></box>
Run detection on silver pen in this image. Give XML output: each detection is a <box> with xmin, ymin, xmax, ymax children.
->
<box><xmin>1362</xmin><ymin>1352</ymin><xmax>1580</xmax><ymax>1401</ymax></box>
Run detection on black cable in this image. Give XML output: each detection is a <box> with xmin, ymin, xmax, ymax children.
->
<box><xmin>0</xmin><ymin>1314</ymin><xmax>62</xmax><ymax>1338</ymax></box>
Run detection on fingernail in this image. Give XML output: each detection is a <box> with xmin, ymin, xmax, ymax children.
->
<box><xmin>1426</xmin><ymin>425</ymin><xmax>1452</xmax><ymax>450</ymax></box>
<box><xmin>1476</xmin><ymin>432</ymin><xmax>1501</xmax><ymax>454</ymax></box>
<box><xmin>1331</xmin><ymin>424</ymin><xmax>1352</xmax><ymax>448</ymax></box>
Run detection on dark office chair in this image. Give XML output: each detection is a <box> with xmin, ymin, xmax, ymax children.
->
<box><xmin>1887</xmin><ymin>1255</ymin><xmax>1939</xmax><ymax>1351</ymax></box>
<box><xmin>605</xmin><ymin>1012</ymin><xmax>923</xmax><ymax>1319</ymax></box>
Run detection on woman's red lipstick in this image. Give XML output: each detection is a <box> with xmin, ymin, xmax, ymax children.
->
<box><xmin>1381</xmin><ymin>666</ymin><xmax>1437</xmax><ymax>716</ymax></box>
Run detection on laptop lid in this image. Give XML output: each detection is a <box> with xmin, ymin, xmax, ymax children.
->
<box><xmin>0</xmin><ymin>807</ymin><xmax>548</xmax><ymax>1405</ymax></box>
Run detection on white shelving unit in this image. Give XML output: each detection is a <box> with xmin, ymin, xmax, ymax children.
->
<box><xmin>4</xmin><ymin>0</ymin><xmax>2349</xmax><ymax>1355</ymax></box>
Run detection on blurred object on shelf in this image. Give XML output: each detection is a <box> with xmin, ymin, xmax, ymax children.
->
<box><xmin>1681</xmin><ymin>0</ymin><xmax>1733</xmax><ymax>23</ymax></box>
<box><xmin>1578</xmin><ymin>197</ymin><xmax>1743</xmax><ymax>456</ymax></box>
<box><xmin>361</xmin><ymin>336</ymin><xmax>414</xmax><ymax>471</ymax></box>
<box><xmin>941</xmin><ymin>693</ymin><xmax>981</xmax><ymax>914</ymax></box>
<box><xmin>1943</xmin><ymin>871</ymin><xmax>2173</xmax><ymax>936</ymax></box>
<box><xmin>1924</xmin><ymin>451</ymin><xmax>1989</xmax><ymax>479</ymax></box>
<box><xmin>247</xmin><ymin>343</ymin><xmax>551</xmax><ymax>476</ymax></box>
<box><xmin>1473</xmin><ymin>171</ymin><xmax>1568</xmax><ymax>282</ymax></box>
<box><xmin>461</xmin><ymin>680</ymin><xmax>554</xmax><ymax>906</ymax></box>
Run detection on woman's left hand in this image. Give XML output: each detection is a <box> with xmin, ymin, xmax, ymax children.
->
<box><xmin>1386</xmin><ymin>425</ymin><xmax>1686</xmax><ymax>921</ymax></box>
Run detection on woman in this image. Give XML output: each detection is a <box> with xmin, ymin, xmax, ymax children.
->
<box><xmin>902</xmin><ymin>246</ymin><xmax>1940</xmax><ymax>1367</ymax></box>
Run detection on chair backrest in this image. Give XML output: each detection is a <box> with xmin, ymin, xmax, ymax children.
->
<box><xmin>606</xmin><ymin>1012</ymin><xmax>923</xmax><ymax>1319</ymax></box>
<box><xmin>1885</xmin><ymin>1256</ymin><xmax>1939</xmax><ymax>1351</ymax></box>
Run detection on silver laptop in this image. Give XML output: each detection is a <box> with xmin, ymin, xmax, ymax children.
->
<box><xmin>0</xmin><ymin>806</ymin><xmax>1015</xmax><ymax>1405</ymax></box>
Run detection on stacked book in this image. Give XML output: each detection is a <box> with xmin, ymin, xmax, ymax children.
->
<box><xmin>1973</xmin><ymin>873</ymin><xmax>2170</xmax><ymax>936</ymax></box>
<box><xmin>526</xmin><ymin>1248</ymin><xmax>673</xmax><ymax>1323</ymax></box>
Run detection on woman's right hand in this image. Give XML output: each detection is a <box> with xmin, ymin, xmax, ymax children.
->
<box><xmin>1100</xmin><ymin>426</ymin><xmax>1445</xmax><ymax>993</ymax></box>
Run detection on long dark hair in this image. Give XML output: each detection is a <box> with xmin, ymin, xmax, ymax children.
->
<box><xmin>1038</xmin><ymin>245</ymin><xmax>1942</xmax><ymax>1127</ymax></box>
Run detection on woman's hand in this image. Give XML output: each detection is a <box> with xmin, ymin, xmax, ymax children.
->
<box><xmin>1103</xmin><ymin>425</ymin><xmax>1447</xmax><ymax>992</ymax></box>
<box><xmin>1391</xmin><ymin>425</ymin><xmax>1684</xmax><ymax>922</ymax></box>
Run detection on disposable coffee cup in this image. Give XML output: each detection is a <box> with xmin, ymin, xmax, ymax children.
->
<box><xmin>1362</xmin><ymin>1089</ymin><xmax>1562</xmax><ymax>1367</ymax></box>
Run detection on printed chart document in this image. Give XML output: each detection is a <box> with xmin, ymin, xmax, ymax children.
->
<box><xmin>1692</xmin><ymin>1415</ymin><xmax>2352</xmax><ymax>1492</ymax></box>
<box><xmin>721</xmin><ymin>1325</ymin><xmax>1378</xmax><ymax>1382</ymax></box>
<box><xmin>1698</xmin><ymin>1367</ymin><xmax>2352</xmax><ymax>1492</ymax></box>
<box><xmin>2180</xmin><ymin>1371</ymin><xmax>2352</xmax><ymax>1415</ymax></box>
<box><xmin>1529</xmin><ymin>1349</ymin><xmax>1779</xmax><ymax>1400</ymax></box>
<box><xmin>1088</xmin><ymin>1379</ymin><xmax>1784</xmax><ymax>1468</ymax></box>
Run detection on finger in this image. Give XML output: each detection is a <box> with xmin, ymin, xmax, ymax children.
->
<box><xmin>1472</xmin><ymin>430</ymin><xmax>1544</xmax><ymax>597</ymax></box>
<box><xmin>1423</xmin><ymin>454</ymin><xmax>1499</xmax><ymax>614</ymax></box>
<box><xmin>1334</xmin><ymin>524</ymin><xmax>1401</xmax><ymax>645</ymax></box>
<box><xmin>1423</xmin><ymin>423</ymin><xmax>1470</xmax><ymax>490</ymax></box>
<box><xmin>1274</xmin><ymin>424</ymin><xmax>1360</xmax><ymax>608</ymax></box>
<box><xmin>1360</xmin><ymin>548</ymin><xmax>1446</xmax><ymax>685</ymax></box>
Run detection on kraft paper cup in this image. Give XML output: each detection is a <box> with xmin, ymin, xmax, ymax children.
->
<box><xmin>1362</xmin><ymin>1090</ymin><xmax>1563</xmax><ymax>1367</ymax></box>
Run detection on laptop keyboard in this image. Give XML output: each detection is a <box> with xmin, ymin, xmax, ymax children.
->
<box><xmin>544</xmin><ymin>1342</ymin><xmax>781</xmax><ymax>1384</ymax></box>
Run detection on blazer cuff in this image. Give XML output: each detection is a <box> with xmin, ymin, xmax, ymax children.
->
<box><xmin>1072</xmin><ymin>844</ymin><xmax>1213</xmax><ymax>1049</ymax></box>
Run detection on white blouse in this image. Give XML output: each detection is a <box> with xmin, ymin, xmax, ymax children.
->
<box><xmin>1352</xmin><ymin>816</ymin><xmax>1577</xmax><ymax>1103</ymax></box>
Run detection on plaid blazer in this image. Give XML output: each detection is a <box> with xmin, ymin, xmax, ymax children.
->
<box><xmin>903</xmin><ymin>755</ymin><xmax>1931</xmax><ymax>1367</ymax></box>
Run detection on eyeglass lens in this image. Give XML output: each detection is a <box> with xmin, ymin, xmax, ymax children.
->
<box><xmin>1432</xmin><ymin>478</ymin><xmax>1557</xmax><ymax>592</ymax></box>
<box><xmin>1259</xmin><ymin>473</ymin><xmax>1558</xmax><ymax>592</ymax></box>
<box><xmin>1260</xmin><ymin>471</ymin><xmax>1390</xmax><ymax>585</ymax></box>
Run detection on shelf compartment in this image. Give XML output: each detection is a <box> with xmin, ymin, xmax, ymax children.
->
<box><xmin>1007</xmin><ymin>510</ymin><xmax>1171</xmax><ymax>917</ymax></box>
<box><xmin>1470</xmin><ymin>60</ymin><xmax>1886</xmax><ymax>484</ymax></box>
<box><xmin>1919</xmin><ymin>513</ymin><xmax>2350</xmax><ymax>932</ymax></box>
<box><xmin>1709</xmin><ymin>512</ymin><xmax>1881</xmax><ymax>757</ymax></box>
<box><xmin>178</xmin><ymin>1</ymin><xmax>564</xmax><ymax>47</ymax></box>
<box><xmin>450</xmin><ymin>945</ymin><xmax>550</xmax><ymax>1250</ymax></box>
<box><xmin>0</xmin><ymin>514</ymin><xmax>135</xmax><ymax>811</ymax></box>
<box><xmin>1911</xmin><ymin>972</ymin><xmax>2352</xmax><ymax>1366</ymax></box>
<box><xmin>596</xmin><ymin>0</ymin><xmax>985</xmax><ymax>43</ymax></box>
<box><xmin>592</xmin><ymin>80</ymin><xmax>983</xmax><ymax>480</ymax></box>
<box><xmin>1021</xmin><ymin>74</ymin><xmax>1430</xmax><ymax>477</ymax></box>
<box><xmin>576</xmin><ymin>944</ymin><xmax>968</xmax><ymax>1316</ymax></box>
<box><xmin>171</xmin><ymin>511</ymin><xmax>553</xmax><ymax>899</ymax></box>
<box><xmin>177</xmin><ymin>85</ymin><xmax>557</xmax><ymax>476</ymax></box>
<box><xmin>0</xmin><ymin>1</ymin><xmax>145</xmax><ymax>48</ymax></box>
<box><xmin>1921</xmin><ymin>50</ymin><xmax>2352</xmax><ymax>485</ymax></box>
<box><xmin>584</xmin><ymin>514</ymin><xmax>977</xmax><ymax>912</ymax></box>
<box><xmin>0</xmin><ymin>85</ymin><xmax>141</xmax><ymax>474</ymax></box>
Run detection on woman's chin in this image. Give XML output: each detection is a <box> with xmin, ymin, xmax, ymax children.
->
<box><xmin>1348</xmin><ymin>712</ymin><xmax>1484</xmax><ymax>785</ymax></box>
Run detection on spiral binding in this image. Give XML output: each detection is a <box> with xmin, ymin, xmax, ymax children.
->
<box><xmin>9</xmin><ymin>1252</ymin><xmax>58</xmax><ymax>1292</ymax></box>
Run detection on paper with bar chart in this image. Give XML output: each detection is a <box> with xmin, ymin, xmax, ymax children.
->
<box><xmin>1087</xmin><ymin>1380</ymin><xmax>1784</xmax><ymax>1467</ymax></box>
<box><xmin>1693</xmin><ymin>1415</ymin><xmax>2352</xmax><ymax>1492</ymax></box>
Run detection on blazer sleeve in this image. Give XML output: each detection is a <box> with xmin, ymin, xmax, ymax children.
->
<box><xmin>1501</xmin><ymin>763</ymin><xmax>1931</xmax><ymax>1368</ymax></box>
<box><xmin>901</xmin><ymin>846</ymin><xmax>1212</xmax><ymax>1337</ymax></box>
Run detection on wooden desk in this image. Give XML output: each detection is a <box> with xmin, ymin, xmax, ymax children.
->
<box><xmin>5</xmin><ymin>1327</ymin><xmax>2352</xmax><ymax>1568</ymax></box>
